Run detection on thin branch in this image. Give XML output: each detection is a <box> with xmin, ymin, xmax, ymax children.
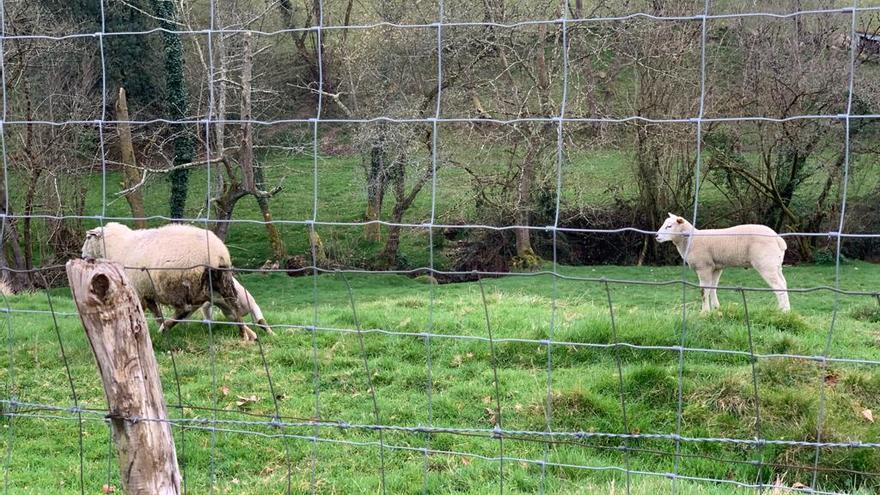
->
<box><xmin>104</xmin><ymin>156</ymin><xmax>224</xmax><ymax>174</ymax></box>
<box><xmin>115</xmin><ymin>169</ymin><xmax>149</xmax><ymax>197</ymax></box>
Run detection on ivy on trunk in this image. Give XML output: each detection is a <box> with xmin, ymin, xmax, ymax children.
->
<box><xmin>155</xmin><ymin>0</ymin><xmax>193</xmax><ymax>220</ymax></box>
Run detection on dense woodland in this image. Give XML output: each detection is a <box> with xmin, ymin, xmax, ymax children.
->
<box><xmin>1</xmin><ymin>0</ymin><xmax>879</xmax><ymax>289</ymax></box>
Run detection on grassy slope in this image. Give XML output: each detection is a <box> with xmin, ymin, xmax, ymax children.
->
<box><xmin>2</xmin><ymin>144</ymin><xmax>878</xmax><ymax>493</ymax></box>
<box><xmin>2</xmin><ymin>261</ymin><xmax>880</xmax><ymax>494</ymax></box>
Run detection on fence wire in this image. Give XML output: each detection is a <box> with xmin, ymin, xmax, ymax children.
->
<box><xmin>0</xmin><ymin>1</ymin><xmax>879</xmax><ymax>494</ymax></box>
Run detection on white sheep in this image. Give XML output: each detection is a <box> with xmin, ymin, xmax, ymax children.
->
<box><xmin>655</xmin><ymin>213</ymin><xmax>790</xmax><ymax>313</ymax></box>
<box><xmin>80</xmin><ymin>222</ymin><xmax>270</xmax><ymax>341</ymax></box>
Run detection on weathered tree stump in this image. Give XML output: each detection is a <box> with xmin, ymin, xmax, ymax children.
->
<box><xmin>66</xmin><ymin>259</ymin><xmax>181</xmax><ymax>495</ymax></box>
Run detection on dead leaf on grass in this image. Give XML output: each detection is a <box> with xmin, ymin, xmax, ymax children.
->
<box><xmin>236</xmin><ymin>395</ymin><xmax>259</xmax><ymax>407</ymax></box>
<box><xmin>485</xmin><ymin>407</ymin><xmax>498</xmax><ymax>426</ymax></box>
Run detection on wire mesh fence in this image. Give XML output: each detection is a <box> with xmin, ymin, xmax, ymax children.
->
<box><xmin>2</xmin><ymin>0</ymin><xmax>880</xmax><ymax>494</ymax></box>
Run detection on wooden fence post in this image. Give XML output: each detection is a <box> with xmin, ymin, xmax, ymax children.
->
<box><xmin>66</xmin><ymin>259</ymin><xmax>181</xmax><ymax>495</ymax></box>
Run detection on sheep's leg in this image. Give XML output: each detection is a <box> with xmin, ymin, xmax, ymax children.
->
<box><xmin>775</xmin><ymin>267</ymin><xmax>791</xmax><ymax>312</ymax></box>
<box><xmin>755</xmin><ymin>263</ymin><xmax>790</xmax><ymax>312</ymax></box>
<box><xmin>161</xmin><ymin>307</ymin><xmax>197</xmax><ymax>333</ymax></box>
<box><xmin>710</xmin><ymin>269</ymin><xmax>723</xmax><ymax>310</ymax></box>
<box><xmin>225</xmin><ymin>306</ymin><xmax>274</xmax><ymax>337</ymax></box>
<box><xmin>215</xmin><ymin>300</ymin><xmax>258</xmax><ymax>342</ymax></box>
<box><xmin>696</xmin><ymin>267</ymin><xmax>714</xmax><ymax>314</ymax></box>
<box><xmin>144</xmin><ymin>298</ymin><xmax>166</xmax><ymax>330</ymax></box>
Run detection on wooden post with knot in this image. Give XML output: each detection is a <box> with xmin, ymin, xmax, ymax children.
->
<box><xmin>66</xmin><ymin>259</ymin><xmax>181</xmax><ymax>495</ymax></box>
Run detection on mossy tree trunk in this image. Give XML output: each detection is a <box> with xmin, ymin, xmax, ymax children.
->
<box><xmin>513</xmin><ymin>143</ymin><xmax>538</xmax><ymax>260</ymax></box>
<box><xmin>156</xmin><ymin>0</ymin><xmax>193</xmax><ymax>220</ymax></box>
<box><xmin>364</xmin><ymin>132</ymin><xmax>388</xmax><ymax>242</ymax></box>
<box><xmin>253</xmin><ymin>164</ymin><xmax>286</xmax><ymax>261</ymax></box>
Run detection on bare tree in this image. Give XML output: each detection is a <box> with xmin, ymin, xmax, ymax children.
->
<box><xmin>115</xmin><ymin>88</ymin><xmax>147</xmax><ymax>229</ymax></box>
<box><xmin>700</xmin><ymin>9</ymin><xmax>870</xmax><ymax>258</ymax></box>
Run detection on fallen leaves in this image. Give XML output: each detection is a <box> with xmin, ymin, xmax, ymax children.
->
<box><xmin>484</xmin><ymin>407</ymin><xmax>498</xmax><ymax>426</ymax></box>
<box><xmin>235</xmin><ymin>395</ymin><xmax>259</xmax><ymax>408</ymax></box>
<box><xmin>824</xmin><ymin>372</ymin><xmax>839</xmax><ymax>387</ymax></box>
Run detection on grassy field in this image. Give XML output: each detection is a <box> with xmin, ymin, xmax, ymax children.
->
<box><xmin>1</xmin><ymin>137</ymin><xmax>878</xmax><ymax>492</ymax></box>
<box><xmin>2</xmin><ymin>260</ymin><xmax>880</xmax><ymax>494</ymax></box>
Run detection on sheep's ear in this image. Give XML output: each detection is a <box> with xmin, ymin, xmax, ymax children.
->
<box><xmin>676</xmin><ymin>217</ymin><xmax>684</xmax><ymax>224</ymax></box>
<box><xmin>668</xmin><ymin>212</ymin><xmax>676</xmax><ymax>218</ymax></box>
<box><xmin>85</xmin><ymin>227</ymin><xmax>102</xmax><ymax>239</ymax></box>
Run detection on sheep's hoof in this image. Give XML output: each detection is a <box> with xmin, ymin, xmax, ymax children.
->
<box><xmin>241</xmin><ymin>326</ymin><xmax>259</xmax><ymax>342</ymax></box>
<box><xmin>257</xmin><ymin>319</ymin><xmax>275</xmax><ymax>336</ymax></box>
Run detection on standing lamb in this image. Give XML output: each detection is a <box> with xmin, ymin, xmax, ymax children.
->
<box><xmin>655</xmin><ymin>213</ymin><xmax>790</xmax><ymax>312</ymax></box>
<box><xmin>80</xmin><ymin>222</ymin><xmax>271</xmax><ymax>341</ymax></box>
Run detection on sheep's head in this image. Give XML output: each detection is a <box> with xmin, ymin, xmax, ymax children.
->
<box><xmin>81</xmin><ymin>227</ymin><xmax>105</xmax><ymax>259</ymax></box>
<box><xmin>80</xmin><ymin>222</ymin><xmax>131</xmax><ymax>259</ymax></box>
<box><xmin>656</xmin><ymin>213</ymin><xmax>691</xmax><ymax>243</ymax></box>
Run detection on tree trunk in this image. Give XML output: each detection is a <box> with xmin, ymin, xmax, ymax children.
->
<box><xmin>514</xmin><ymin>141</ymin><xmax>538</xmax><ymax>258</ymax></box>
<box><xmin>16</xmin><ymin>79</ymin><xmax>37</xmax><ymax>285</ymax></box>
<box><xmin>21</xmin><ymin>166</ymin><xmax>41</xmax><ymax>273</ymax></box>
<box><xmin>379</xmin><ymin>225</ymin><xmax>402</xmax><ymax>267</ymax></box>
<box><xmin>364</xmin><ymin>134</ymin><xmax>387</xmax><ymax>241</ymax></box>
<box><xmin>115</xmin><ymin>88</ymin><xmax>147</xmax><ymax>228</ymax></box>
<box><xmin>239</xmin><ymin>33</ymin><xmax>256</xmax><ymax>193</ymax></box>
<box><xmin>309</xmin><ymin>228</ymin><xmax>327</xmax><ymax>266</ymax></box>
<box><xmin>212</xmin><ymin>159</ymin><xmax>248</xmax><ymax>242</ymax></box>
<box><xmin>253</xmin><ymin>164</ymin><xmax>286</xmax><ymax>260</ymax></box>
<box><xmin>157</xmin><ymin>0</ymin><xmax>194</xmax><ymax>220</ymax></box>
<box><xmin>2</xmin><ymin>218</ymin><xmax>29</xmax><ymax>291</ymax></box>
<box><xmin>66</xmin><ymin>259</ymin><xmax>181</xmax><ymax>495</ymax></box>
<box><xmin>214</xmin><ymin>26</ymin><xmax>228</xmax><ymax>156</ymax></box>
<box><xmin>633</xmin><ymin>123</ymin><xmax>662</xmax><ymax>262</ymax></box>
<box><xmin>0</xmin><ymin>164</ymin><xmax>31</xmax><ymax>290</ymax></box>
<box><xmin>238</xmin><ymin>32</ymin><xmax>285</xmax><ymax>260</ymax></box>
<box><xmin>378</xmin><ymin>158</ymin><xmax>406</xmax><ymax>266</ymax></box>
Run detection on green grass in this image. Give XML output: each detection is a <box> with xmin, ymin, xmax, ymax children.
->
<box><xmin>3</xmin><ymin>147</ymin><xmax>880</xmax><ymax>493</ymax></box>
<box><xmin>2</xmin><ymin>261</ymin><xmax>880</xmax><ymax>493</ymax></box>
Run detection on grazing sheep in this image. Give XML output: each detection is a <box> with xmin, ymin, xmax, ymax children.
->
<box><xmin>655</xmin><ymin>213</ymin><xmax>790</xmax><ymax>313</ymax></box>
<box><xmin>80</xmin><ymin>222</ymin><xmax>270</xmax><ymax>341</ymax></box>
<box><xmin>200</xmin><ymin>277</ymin><xmax>273</xmax><ymax>336</ymax></box>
